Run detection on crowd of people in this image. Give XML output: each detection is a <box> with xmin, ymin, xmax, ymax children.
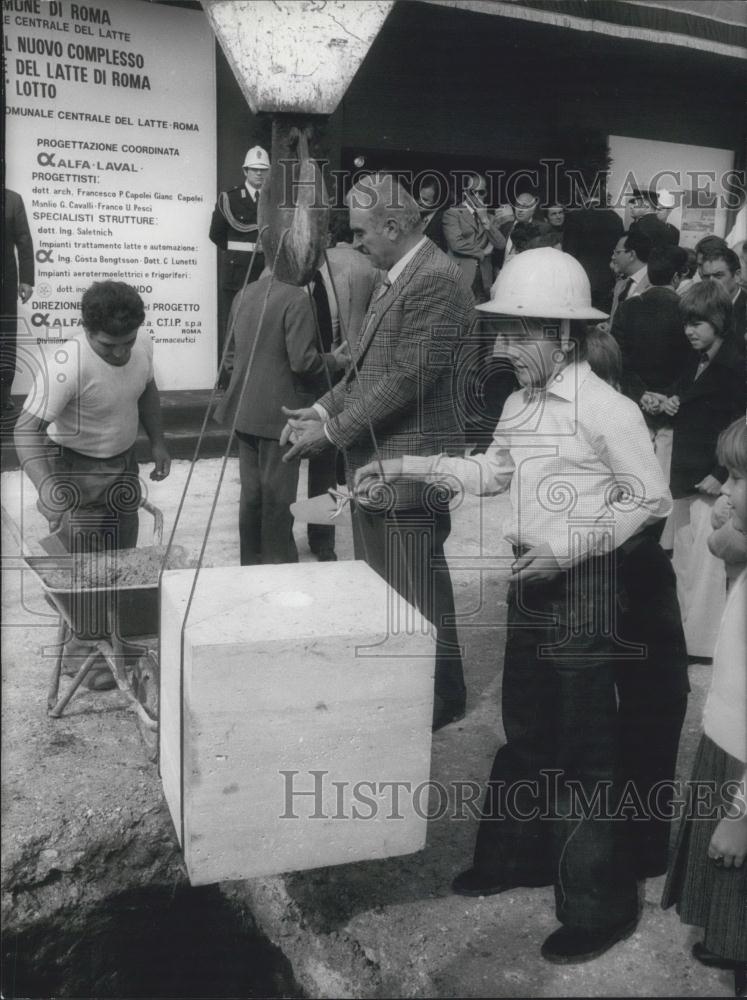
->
<box><xmin>9</xmin><ymin>148</ymin><xmax>746</xmax><ymax>987</ymax></box>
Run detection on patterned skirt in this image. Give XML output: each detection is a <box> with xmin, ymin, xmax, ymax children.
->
<box><xmin>662</xmin><ymin>734</ymin><xmax>747</xmax><ymax>961</ymax></box>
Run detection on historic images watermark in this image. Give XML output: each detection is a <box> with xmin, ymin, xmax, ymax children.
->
<box><xmin>274</xmin><ymin>160</ymin><xmax>745</xmax><ymax>213</ymax></box>
<box><xmin>279</xmin><ymin>769</ymin><xmax>747</xmax><ymax>823</ymax></box>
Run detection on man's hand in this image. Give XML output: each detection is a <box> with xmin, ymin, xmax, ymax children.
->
<box><xmin>708</xmin><ymin>815</ymin><xmax>747</xmax><ymax>869</ymax></box>
<box><xmin>332</xmin><ymin>341</ymin><xmax>351</xmax><ymax>371</ymax></box>
<box><xmin>36</xmin><ymin>473</ymin><xmax>73</xmax><ymax>531</ymax></box>
<box><xmin>150</xmin><ymin>442</ymin><xmax>171</xmax><ymax>481</ymax></box>
<box><xmin>512</xmin><ymin>543</ymin><xmax>562</xmax><ymax>585</ymax></box>
<box><xmin>494</xmin><ymin>205</ymin><xmax>514</xmax><ymax>225</ymax></box>
<box><xmin>19</xmin><ymin>283</ymin><xmax>33</xmax><ymax>304</ymax></box>
<box><xmin>660</xmin><ymin>394</ymin><xmax>680</xmax><ymax>417</ymax></box>
<box><xmin>279</xmin><ymin>405</ymin><xmax>321</xmax><ymax>447</ymax></box>
<box><xmin>695</xmin><ymin>474</ymin><xmax>723</xmax><ymax>497</ymax></box>
<box><xmin>36</xmin><ymin>495</ymin><xmax>62</xmax><ymax>531</ymax></box>
<box><xmin>281</xmin><ymin>406</ymin><xmax>329</xmax><ymax>462</ymax></box>
<box><xmin>282</xmin><ymin>421</ymin><xmax>329</xmax><ymax>462</ymax></box>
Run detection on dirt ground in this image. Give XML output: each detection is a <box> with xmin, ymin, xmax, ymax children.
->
<box><xmin>0</xmin><ymin>458</ymin><xmax>736</xmax><ymax>998</ymax></box>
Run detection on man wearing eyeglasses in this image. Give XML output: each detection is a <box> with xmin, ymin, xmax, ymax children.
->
<box><xmin>609</xmin><ymin>230</ymin><xmax>653</xmax><ymax>321</ymax></box>
<box><xmin>443</xmin><ymin>173</ymin><xmax>506</xmax><ymax>302</ymax></box>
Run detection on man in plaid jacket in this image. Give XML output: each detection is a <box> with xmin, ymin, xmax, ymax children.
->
<box><xmin>282</xmin><ymin>173</ymin><xmax>475</xmax><ymax>730</ymax></box>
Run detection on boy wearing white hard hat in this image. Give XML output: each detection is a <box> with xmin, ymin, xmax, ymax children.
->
<box><xmin>209</xmin><ymin>145</ymin><xmax>270</xmax><ymax>380</ymax></box>
<box><xmin>355</xmin><ymin>248</ymin><xmax>687</xmax><ymax>963</ymax></box>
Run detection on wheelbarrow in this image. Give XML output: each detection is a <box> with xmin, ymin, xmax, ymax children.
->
<box><xmin>24</xmin><ymin>499</ymin><xmax>163</xmax><ymax>746</ymax></box>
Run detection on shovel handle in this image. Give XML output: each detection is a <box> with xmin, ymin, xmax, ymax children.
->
<box><xmin>140</xmin><ymin>499</ymin><xmax>164</xmax><ymax>545</ymax></box>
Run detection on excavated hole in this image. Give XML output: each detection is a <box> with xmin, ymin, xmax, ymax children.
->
<box><xmin>2</xmin><ymin>884</ymin><xmax>302</xmax><ymax>998</ymax></box>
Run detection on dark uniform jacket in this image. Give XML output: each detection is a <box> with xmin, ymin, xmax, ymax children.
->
<box><xmin>630</xmin><ymin>213</ymin><xmax>678</xmax><ymax>247</ymax></box>
<box><xmin>209</xmin><ymin>184</ymin><xmax>265</xmax><ymax>291</ymax></box>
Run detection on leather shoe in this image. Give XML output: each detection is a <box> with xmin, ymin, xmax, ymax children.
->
<box><xmin>451</xmin><ymin>867</ymin><xmax>552</xmax><ymax>897</ymax></box>
<box><xmin>432</xmin><ymin>696</ymin><xmax>466</xmax><ymax>731</ymax></box>
<box><xmin>432</xmin><ymin>707</ymin><xmax>465</xmax><ymax>732</ymax></box>
<box><xmin>315</xmin><ymin>549</ymin><xmax>337</xmax><ymax>562</ymax></box>
<box><xmin>541</xmin><ymin>918</ymin><xmax>637</xmax><ymax>964</ymax></box>
<box><xmin>692</xmin><ymin>941</ymin><xmax>744</xmax><ymax>970</ymax></box>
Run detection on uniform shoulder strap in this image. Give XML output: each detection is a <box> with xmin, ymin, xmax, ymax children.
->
<box><xmin>217</xmin><ymin>190</ymin><xmax>259</xmax><ymax>234</ymax></box>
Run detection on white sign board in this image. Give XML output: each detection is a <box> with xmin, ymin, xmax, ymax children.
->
<box><xmin>4</xmin><ymin>0</ymin><xmax>217</xmax><ymax>391</ymax></box>
<box><xmin>607</xmin><ymin>134</ymin><xmax>735</xmax><ymax>248</ymax></box>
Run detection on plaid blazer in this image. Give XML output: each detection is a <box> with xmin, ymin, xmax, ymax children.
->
<box><xmin>319</xmin><ymin>238</ymin><xmax>474</xmax><ymax>509</ymax></box>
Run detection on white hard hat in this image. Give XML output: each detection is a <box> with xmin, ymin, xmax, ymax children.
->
<box><xmin>657</xmin><ymin>188</ymin><xmax>676</xmax><ymax>209</ymax></box>
<box><xmin>476</xmin><ymin>248</ymin><xmax>608</xmax><ymax>320</ymax></box>
<box><xmin>243</xmin><ymin>146</ymin><xmax>270</xmax><ymax>170</ymax></box>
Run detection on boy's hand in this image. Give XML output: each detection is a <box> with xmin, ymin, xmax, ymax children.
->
<box><xmin>708</xmin><ymin>815</ymin><xmax>747</xmax><ymax>868</ymax></box>
<box><xmin>511</xmin><ymin>543</ymin><xmax>562</xmax><ymax>584</ymax></box>
<box><xmin>150</xmin><ymin>442</ymin><xmax>171</xmax><ymax>481</ymax></box>
<box><xmin>639</xmin><ymin>392</ymin><xmax>660</xmax><ymax>414</ymax></box>
<box><xmin>696</xmin><ymin>474</ymin><xmax>722</xmax><ymax>497</ymax></box>
<box><xmin>354</xmin><ymin>458</ymin><xmax>403</xmax><ymax>494</ymax></box>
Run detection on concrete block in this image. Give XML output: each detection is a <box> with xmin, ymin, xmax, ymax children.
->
<box><xmin>160</xmin><ymin>560</ymin><xmax>435</xmax><ymax>885</ymax></box>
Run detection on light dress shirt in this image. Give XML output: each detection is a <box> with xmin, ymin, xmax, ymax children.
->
<box><xmin>627</xmin><ymin>264</ymin><xmax>649</xmax><ymax>298</ymax></box>
<box><xmin>400</xmin><ymin>361</ymin><xmax>672</xmax><ymax>566</ymax></box>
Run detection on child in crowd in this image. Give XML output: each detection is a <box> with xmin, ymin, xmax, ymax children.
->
<box><xmin>709</xmin><ymin>490</ymin><xmax>747</xmax><ymax>587</ymax></box>
<box><xmin>584</xmin><ymin>326</ymin><xmax>622</xmax><ymax>390</ymax></box>
<box><xmin>356</xmin><ymin>249</ymin><xmax>687</xmax><ymax>964</ymax></box>
<box><xmin>663</xmin><ymin>418</ymin><xmax>747</xmax><ymax>998</ymax></box>
<box><xmin>644</xmin><ymin>281</ymin><xmax>744</xmax><ymax>657</ymax></box>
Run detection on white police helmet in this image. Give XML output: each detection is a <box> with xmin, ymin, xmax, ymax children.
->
<box><xmin>243</xmin><ymin>146</ymin><xmax>270</xmax><ymax>170</ymax></box>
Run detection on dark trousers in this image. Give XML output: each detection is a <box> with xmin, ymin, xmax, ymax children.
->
<box><xmin>52</xmin><ymin>444</ymin><xmax>141</xmax><ymax>553</ymax></box>
<box><xmin>237</xmin><ymin>432</ymin><xmax>299</xmax><ymax>566</ymax></box>
<box><xmin>615</xmin><ymin>535</ymin><xmax>689</xmax><ymax>875</ymax></box>
<box><xmin>474</xmin><ymin>556</ymin><xmax>639</xmax><ymax>930</ymax></box>
<box><xmin>307</xmin><ymin>448</ymin><xmax>337</xmax><ymax>555</ymax></box>
<box><xmin>351</xmin><ymin>502</ymin><xmax>466</xmax><ymax>715</ymax></box>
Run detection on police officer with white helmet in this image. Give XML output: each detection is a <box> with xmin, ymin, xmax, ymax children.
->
<box><xmin>210</xmin><ymin>145</ymin><xmax>270</xmax><ymax>375</ymax></box>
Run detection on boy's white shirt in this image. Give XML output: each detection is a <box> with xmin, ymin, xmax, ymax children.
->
<box><xmin>402</xmin><ymin>360</ymin><xmax>672</xmax><ymax>567</ymax></box>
